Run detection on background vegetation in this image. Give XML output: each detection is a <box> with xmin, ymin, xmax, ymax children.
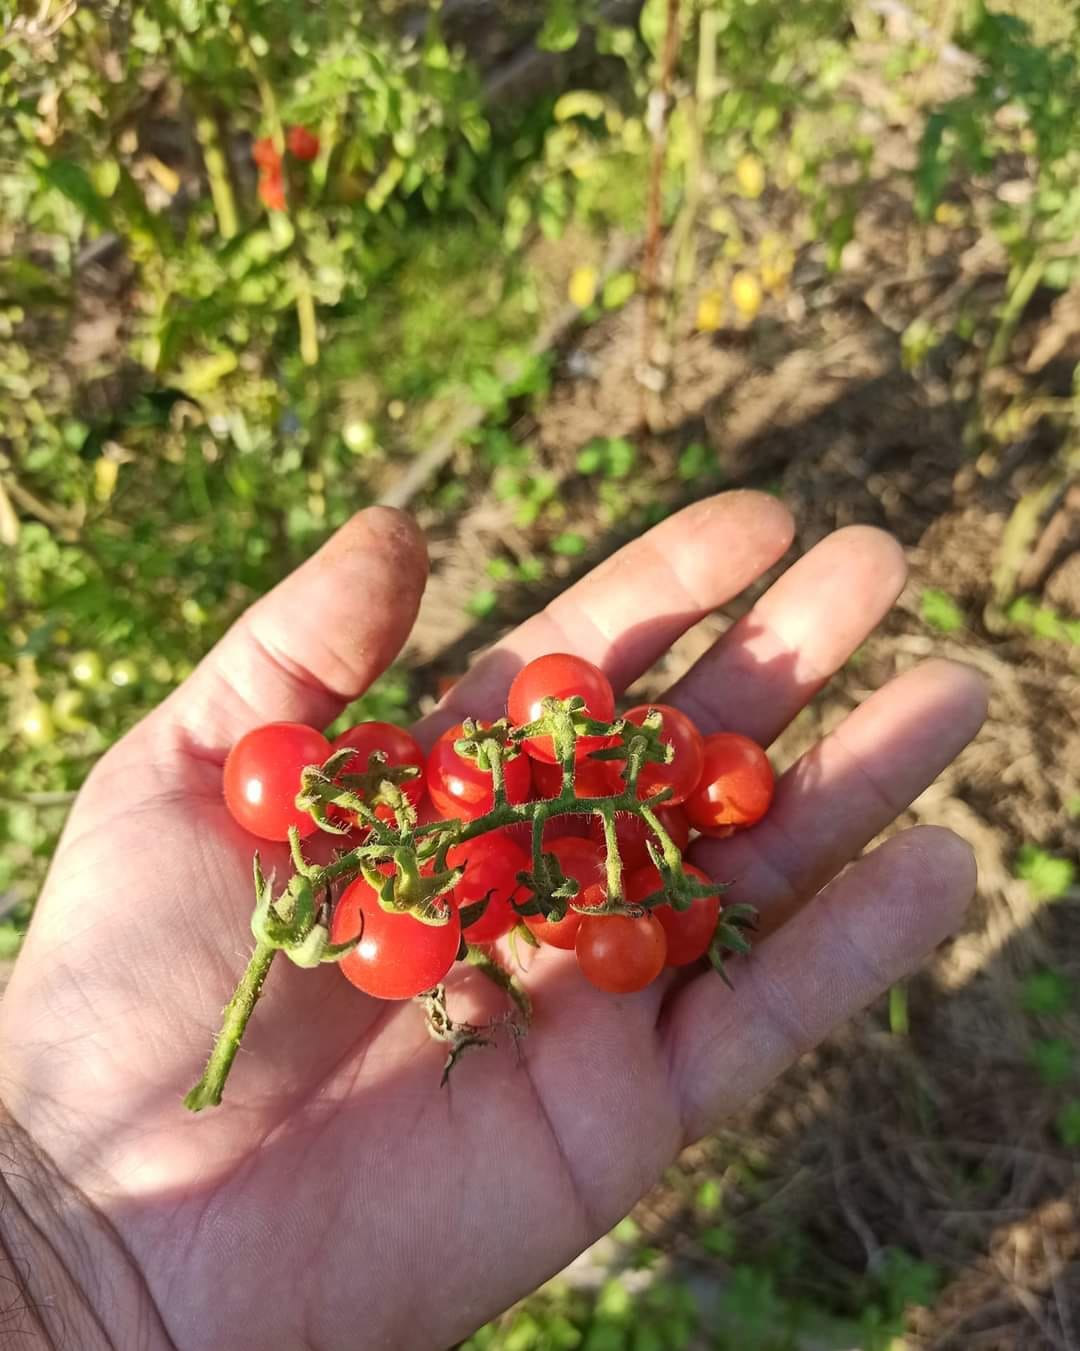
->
<box><xmin>2</xmin><ymin>0</ymin><xmax>1078</xmax><ymax>1344</ymax></box>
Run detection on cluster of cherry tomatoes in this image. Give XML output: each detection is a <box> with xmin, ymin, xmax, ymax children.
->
<box><xmin>251</xmin><ymin>125</ymin><xmax>320</xmax><ymax>212</ymax></box>
<box><xmin>223</xmin><ymin>654</ymin><xmax>774</xmax><ymax>1003</ymax></box>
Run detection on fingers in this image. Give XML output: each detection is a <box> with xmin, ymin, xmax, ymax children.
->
<box><xmin>666</xmin><ymin>526</ymin><xmax>907</xmax><ymax>744</ymax></box>
<box><xmin>159</xmin><ymin>508</ymin><xmax>429</xmax><ymax>755</ymax></box>
<box><xmin>418</xmin><ymin>492</ymin><xmax>794</xmax><ymax>741</ymax></box>
<box><xmin>665</xmin><ymin>826</ymin><xmax>976</xmax><ymax>1143</ymax></box>
<box><xmin>690</xmin><ymin>659</ymin><xmax>988</xmax><ymax>934</ymax></box>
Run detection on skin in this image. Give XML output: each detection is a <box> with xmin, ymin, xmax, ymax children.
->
<box><xmin>0</xmin><ymin>494</ymin><xmax>987</xmax><ymax>1351</ymax></box>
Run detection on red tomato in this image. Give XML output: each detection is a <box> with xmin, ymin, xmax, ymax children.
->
<box><xmin>575</xmin><ymin>912</ymin><xmax>666</xmax><ymax>993</ymax></box>
<box><xmin>506</xmin><ymin>653</ymin><xmax>616</xmax><ymax>764</ymax></box>
<box><xmin>286</xmin><ymin>125</ymin><xmax>320</xmax><ymax>161</ymax></box>
<box><xmin>258</xmin><ymin>166</ymin><xmax>286</xmax><ymax>211</ymax></box>
<box><xmin>684</xmin><ymin>732</ymin><xmax>774</xmax><ymax>835</ymax></box>
<box><xmin>448</xmin><ymin>833</ymin><xmax>527</xmax><ymax>944</ymax></box>
<box><xmin>251</xmin><ymin>136</ymin><xmax>281</xmax><ymax>170</ymax></box>
<box><xmin>523</xmin><ymin>836</ymin><xmax>606</xmax><ymax>949</ymax></box>
<box><xmin>627</xmin><ymin>862</ymin><xmax>719</xmax><ymax>967</ymax></box>
<box><xmin>588</xmin><ymin>803</ymin><xmax>691</xmax><ymax>870</ymax></box>
<box><xmin>331</xmin><ymin>878</ymin><xmax>461</xmax><ymax>999</ymax></box>
<box><xmin>426</xmin><ymin>721</ymin><xmax>532</xmax><ymax>821</ymax></box>
<box><xmin>331</xmin><ymin>721</ymin><xmax>425</xmax><ymax>823</ymax></box>
<box><xmin>620</xmin><ymin>704</ymin><xmax>705</xmax><ymax>805</ymax></box>
<box><xmin>530</xmin><ymin>754</ymin><xmax>621</xmax><ymax>800</ymax></box>
<box><xmin>223</xmin><ymin>722</ymin><xmax>329</xmax><ymax>841</ymax></box>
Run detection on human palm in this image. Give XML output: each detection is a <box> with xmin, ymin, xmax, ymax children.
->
<box><xmin>0</xmin><ymin>494</ymin><xmax>985</xmax><ymax>1351</ymax></box>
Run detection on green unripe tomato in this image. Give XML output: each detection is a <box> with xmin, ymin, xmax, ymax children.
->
<box><xmin>107</xmin><ymin>658</ymin><xmax>139</xmax><ymax>689</ymax></box>
<box><xmin>70</xmin><ymin>650</ymin><xmax>104</xmax><ymax>686</ymax></box>
<box><xmin>18</xmin><ymin>701</ymin><xmax>54</xmax><ymax>746</ymax></box>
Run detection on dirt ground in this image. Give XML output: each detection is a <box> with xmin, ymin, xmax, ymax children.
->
<box><xmin>392</xmin><ymin>158</ymin><xmax>1080</xmax><ymax>1346</ymax></box>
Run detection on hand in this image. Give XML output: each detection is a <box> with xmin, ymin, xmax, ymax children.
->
<box><xmin>0</xmin><ymin>494</ymin><xmax>985</xmax><ymax>1351</ymax></box>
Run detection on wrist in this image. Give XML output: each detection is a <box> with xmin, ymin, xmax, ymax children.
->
<box><xmin>0</xmin><ymin>1103</ymin><xmax>174</xmax><ymax>1351</ymax></box>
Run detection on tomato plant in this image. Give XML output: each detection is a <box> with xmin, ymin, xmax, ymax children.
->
<box><xmin>620</xmin><ymin>703</ymin><xmax>705</xmax><ymax>805</ymax></box>
<box><xmin>223</xmin><ymin>722</ymin><xmax>329</xmax><ymax>841</ymax></box>
<box><xmin>330</xmin><ymin>878</ymin><xmax>461</xmax><ymax>1000</ymax></box>
<box><xmin>427</xmin><ymin>722</ymin><xmax>533</xmax><ymax>820</ymax></box>
<box><xmin>575</xmin><ymin>912</ymin><xmax>667</xmax><ymax>994</ymax></box>
<box><xmin>449</xmin><ymin>834</ymin><xmax>528</xmax><ymax>944</ymax></box>
<box><xmin>507</xmin><ymin>653</ymin><xmax>616</xmax><ymax>763</ymax></box>
<box><xmin>627</xmin><ymin>862</ymin><xmax>719</xmax><ymax>967</ymax></box>
<box><xmin>684</xmin><ymin>733</ymin><xmax>775</xmax><ymax>836</ymax></box>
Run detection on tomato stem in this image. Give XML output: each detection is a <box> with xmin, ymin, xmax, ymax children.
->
<box><xmin>184</xmin><ymin>941</ymin><xmax>277</xmax><ymax>1111</ymax></box>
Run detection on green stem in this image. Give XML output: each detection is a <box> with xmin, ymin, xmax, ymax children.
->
<box><xmin>294</xmin><ymin>266</ymin><xmax>320</xmax><ymax>367</ymax></box>
<box><xmin>184</xmin><ymin>942</ymin><xmax>277</xmax><ymax>1111</ymax></box>
<box><xmin>987</xmin><ymin>254</ymin><xmax>1044</xmax><ymax>369</ymax></box>
<box><xmin>465</xmin><ymin>944</ymin><xmax>532</xmax><ymax>1021</ymax></box>
<box><xmin>193</xmin><ymin>105</ymin><xmax>238</xmax><ymax>241</ymax></box>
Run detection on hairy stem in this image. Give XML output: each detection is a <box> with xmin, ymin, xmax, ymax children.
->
<box><xmin>184</xmin><ymin>942</ymin><xmax>277</xmax><ymax>1111</ymax></box>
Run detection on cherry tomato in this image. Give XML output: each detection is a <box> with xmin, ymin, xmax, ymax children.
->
<box><xmin>251</xmin><ymin>136</ymin><xmax>281</xmax><ymax>170</ymax></box>
<box><xmin>627</xmin><ymin>862</ymin><xmax>719</xmax><ymax>967</ymax></box>
<box><xmin>331</xmin><ymin>721</ymin><xmax>425</xmax><ymax>824</ymax></box>
<box><xmin>575</xmin><ymin>912</ymin><xmax>667</xmax><ymax>994</ymax></box>
<box><xmin>506</xmin><ymin>652</ymin><xmax>616</xmax><ymax>764</ymax></box>
<box><xmin>69</xmin><ymin>650</ymin><xmax>103</xmax><ymax>686</ymax></box>
<box><xmin>426</xmin><ymin>721</ymin><xmax>532</xmax><ymax>821</ymax></box>
<box><xmin>530</xmin><ymin>754</ymin><xmax>621</xmax><ymax>801</ymax></box>
<box><xmin>588</xmin><ymin>804</ymin><xmax>691</xmax><ymax>870</ymax></box>
<box><xmin>286</xmin><ymin>125</ymin><xmax>320</xmax><ymax>161</ymax></box>
<box><xmin>330</xmin><ymin>878</ymin><xmax>460</xmax><ymax>999</ymax></box>
<box><xmin>684</xmin><ymin>732</ymin><xmax>774</xmax><ymax>835</ymax></box>
<box><xmin>258</xmin><ymin>166</ymin><xmax>286</xmax><ymax>211</ymax></box>
<box><xmin>620</xmin><ymin>704</ymin><xmax>705</xmax><ymax>805</ymax></box>
<box><xmin>223</xmin><ymin>722</ymin><xmax>329</xmax><ymax>841</ymax></box>
<box><xmin>449</xmin><ymin>833</ymin><xmax>528</xmax><ymax>944</ymax></box>
<box><xmin>523</xmin><ymin>836</ymin><xmax>606</xmax><ymax>949</ymax></box>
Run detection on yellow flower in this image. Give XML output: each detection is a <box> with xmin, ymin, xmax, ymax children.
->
<box><xmin>735</xmin><ymin>153</ymin><xmax>766</xmax><ymax>199</ymax></box>
<box><xmin>696</xmin><ymin>290</ymin><xmax>725</xmax><ymax>332</ymax></box>
<box><xmin>731</xmin><ymin>270</ymin><xmax>763</xmax><ymax>319</ymax></box>
<box><xmin>568</xmin><ymin>265</ymin><xmax>598</xmax><ymax>309</ymax></box>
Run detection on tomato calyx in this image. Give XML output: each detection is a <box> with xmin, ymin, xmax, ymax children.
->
<box><xmin>296</xmin><ymin>744</ymin><xmax>424</xmax><ymax>834</ymax></box>
<box><xmin>249</xmin><ymin>855</ymin><xmax>359</xmax><ymax>969</ymax></box>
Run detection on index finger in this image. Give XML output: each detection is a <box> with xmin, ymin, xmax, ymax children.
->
<box><xmin>416</xmin><ymin>491</ymin><xmax>794</xmax><ymax>744</ymax></box>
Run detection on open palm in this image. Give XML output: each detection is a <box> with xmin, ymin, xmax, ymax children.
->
<box><xmin>0</xmin><ymin>494</ymin><xmax>985</xmax><ymax>1351</ymax></box>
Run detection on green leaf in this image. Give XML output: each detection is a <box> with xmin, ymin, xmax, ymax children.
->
<box><xmin>1031</xmin><ymin>1037</ymin><xmax>1072</xmax><ymax>1086</ymax></box>
<box><xmin>601</xmin><ymin>272</ymin><xmax>637</xmax><ymax>309</ymax></box>
<box><xmin>538</xmin><ymin>0</ymin><xmax>580</xmax><ymax>52</ymax></box>
<box><xmin>695</xmin><ymin>1178</ymin><xmax>722</xmax><ymax>1212</ymax></box>
<box><xmin>699</xmin><ymin>1225</ymin><xmax>736</xmax><ymax>1257</ymax></box>
<box><xmin>1015</xmin><ymin>844</ymin><xmax>1075</xmax><ymax>902</ymax></box>
<box><xmin>39</xmin><ymin>159</ymin><xmax>114</xmax><ymax>231</ymax></box>
<box><xmin>920</xmin><ymin>587</ymin><xmax>965</xmax><ymax>633</ymax></box>
<box><xmin>551</xmin><ymin>532</ymin><xmax>586</xmax><ymax>557</ymax></box>
<box><xmin>466</xmin><ymin>588</ymin><xmax>498</xmax><ymax>619</ymax></box>
<box><xmin>1056</xmin><ymin>1099</ymin><xmax>1080</xmax><ymax>1148</ymax></box>
<box><xmin>1021</xmin><ymin>967</ymin><xmax>1072</xmax><ymax>1017</ymax></box>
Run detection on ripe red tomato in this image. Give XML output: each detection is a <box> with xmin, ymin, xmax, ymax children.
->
<box><xmin>523</xmin><ymin>836</ymin><xmax>607</xmax><ymax>949</ymax></box>
<box><xmin>426</xmin><ymin>721</ymin><xmax>532</xmax><ymax>821</ymax></box>
<box><xmin>223</xmin><ymin>722</ymin><xmax>329</xmax><ymax>841</ymax></box>
<box><xmin>449</xmin><ymin>833</ymin><xmax>527</xmax><ymax>944</ymax></box>
<box><xmin>258</xmin><ymin>167</ymin><xmax>286</xmax><ymax>211</ymax></box>
<box><xmin>575</xmin><ymin>912</ymin><xmax>667</xmax><ymax>993</ymax></box>
<box><xmin>588</xmin><ymin>803</ymin><xmax>690</xmax><ymax>871</ymax></box>
<box><xmin>251</xmin><ymin>136</ymin><xmax>280</xmax><ymax>170</ymax></box>
<box><xmin>627</xmin><ymin>862</ymin><xmax>719</xmax><ymax>967</ymax></box>
<box><xmin>620</xmin><ymin>703</ymin><xmax>705</xmax><ymax>805</ymax></box>
<box><xmin>506</xmin><ymin>652</ymin><xmax>616</xmax><ymax>764</ymax></box>
<box><xmin>331</xmin><ymin>721</ymin><xmax>425</xmax><ymax>824</ymax></box>
<box><xmin>331</xmin><ymin>878</ymin><xmax>461</xmax><ymax>999</ymax></box>
<box><xmin>684</xmin><ymin>732</ymin><xmax>774</xmax><ymax>835</ymax></box>
<box><xmin>286</xmin><ymin>125</ymin><xmax>320</xmax><ymax>161</ymax></box>
<box><xmin>530</xmin><ymin>754</ymin><xmax>621</xmax><ymax>800</ymax></box>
